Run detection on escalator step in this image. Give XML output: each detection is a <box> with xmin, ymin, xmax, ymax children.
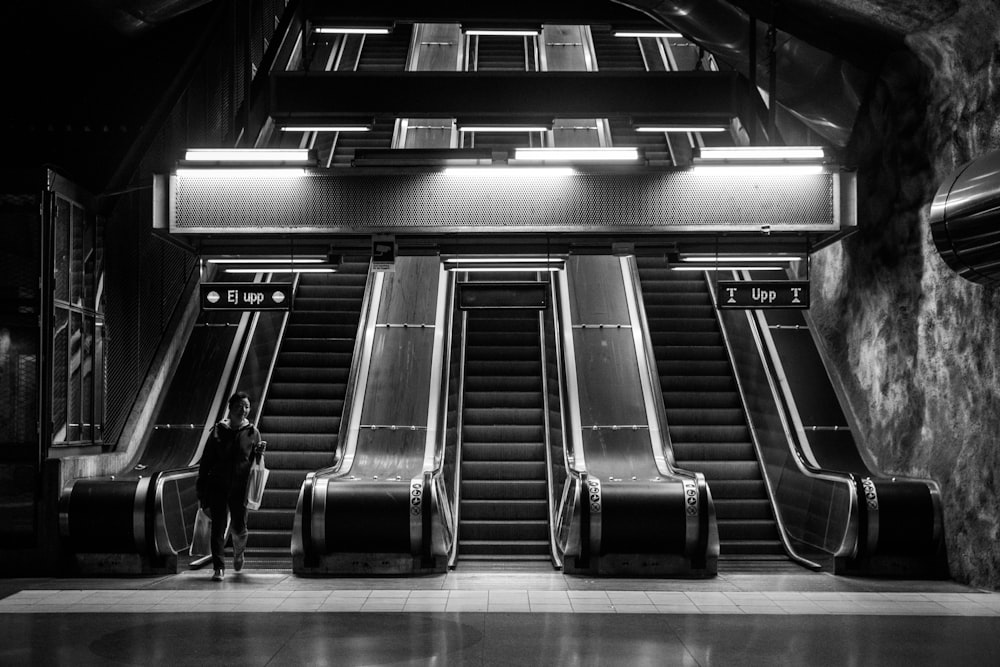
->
<box><xmin>658</xmin><ymin>360</ymin><xmax>733</xmax><ymax>376</ymax></box>
<box><xmin>465</xmin><ymin>330</ymin><xmax>542</xmax><ymax>346</ymax></box>
<box><xmin>259</xmin><ymin>433</ymin><xmax>335</xmax><ymax>452</ymax></box>
<box><xmin>259</xmin><ymin>415</ymin><xmax>340</xmax><ymax>433</ymax></box>
<box><xmin>645</xmin><ymin>318</ymin><xmax>717</xmax><ymax>333</ymax></box>
<box><xmin>462</xmin><ymin>461</ymin><xmax>546</xmax><ymax>480</ymax></box>
<box><xmin>661</xmin><ymin>391</ymin><xmax>742</xmax><ymax>409</ymax></box>
<box><xmin>265</xmin><ymin>470</ymin><xmax>315</xmax><ymax>489</ymax></box>
<box><xmin>720</xmin><ymin>540</ymin><xmax>787</xmax><ymax>556</ymax></box>
<box><xmin>464</xmin><ymin>375</ymin><xmax>542</xmax><ymax>392</ymax></box>
<box><xmin>465</xmin><ymin>345</ymin><xmax>540</xmax><ymax>362</ymax></box>
<box><xmin>272</xmin><ymin>367</ymin><xmax>349</xmax><ymax>384</ymax></box>
<box><xmin>462</xmin><ymin>442</ymin><xmax>546</xmax><ymax>461</ymax></box>
<box><xmin>718</xmin><ymin>518</ymin><xmax>781</xmax><ymax>541</ymax></box>
<box><xmin>257</xmin><ymin>489</ymin><xmax>302</xmax><ymax>510</ymax></box>
<box><xmin>285</xmin><ymin>322</ymin><xmax>359</xmax><ymax>338</ymax></box>
<box><xmin>668</xmin><ymin>425</ymin><xmax>749</xmax><ymax>442</ymax></box>
<box><xmin>277</xmin><ymin>352</ymin><xmax>353</xmax><ymax>367</ymax></box>
<box><xmin>665</xmin><ymin>408</ymin><xmax>746</xmax><ymax>426</ymax></box>
<box><xmin>267</xmin><ymin>382</ymin><xmax>345</xmax><ymax>400</ymax></box>
<box><xmin>280</xmin><ymin>338</ymin><xmax>356</xmax><ymax>354</ymax></box>
<box><xmin>700</xmin><ymin>479</ymin><xmax>768</xmax><ymax>499</ymax></box>
<box><xmin>460</xmin><ymin>499</ymin><xmax>548</xmax><ymax>520</ymax></box>
<box><xmin>463</xmin><ymin>424</ymin><xmax>545</xmax><ymax>443</ymax></box>
<box><xmin>247</xmin><ymin>509</ymin><xmax>295</xmax><ymax>531</ymax></box>
<box><xmin>263</xmin><ymin>451</ymin><xmax>332</xmax><ymax>470</ymax></box>
<box><xmin>463</xmin><ymin>391</ymin><xmax>544</xmax><ymax>409</ymax></box>
<box><xmin>712</xmin><ymin>498</ymin><xmax>774</xmax><ymax>520</ymax></box>
<box><xmin>654</xmin><ymin>345</ymin><xmax>727</xmax><ymax>361</ymax></box>
<box><xmin>671</xmin><ymin>441</ymin><xmax>755</xmax><ymax>461</ymax></box>
<box><xmin>461</xmin><ymin>480</ymin><xmax>547</xmax><ymax>500</ymax></box>
<box><xmin>463</xmin><ymin>407</ymin><xmax>546</xmax><ymax>426</ymax></box>
<box><xmin>247</xmin><ymin>529</ymin><xmax>293</xmax><ymax>550</ymax></box>
<box><xmin>465</xmin><ymin>360</ymin><xmax>541</xmax><ymax>376</ymax></box>
<box><xmin>649</xmin><ymin>331</ymin><xmax>724</xmax><ymax>347</ymax></box>
<box><xmin>661</xmin><ymin>375</ymin><xmax>736</xmax><ymax>392</ymax></box>
<box><xmin>264</xmin><ymin>399</ymin><xmax>344</xmax><ymax>417</ymax></box>
<box><xmin>460</xmin><ymin>520</ymin><xmax>550</xmax><ymax>541</ymax></box>
<box><xmin>680</xmin><ymin>460</ymin><xmax>762</xmax><ymax>480</ymax></box>
<box><xmin>460</xmin><ymin>540</ymin><xmax>550</xmax><ymax>556</ymax></box>
<box><xmin>287</xmin><ymin>311</ymin><xmax>362</xmax><ymax>326</ymax></box>
<box><xmin>644</xmin><ymin>304</ymin><xmax>715</xmax><ymax>319</ymax></box>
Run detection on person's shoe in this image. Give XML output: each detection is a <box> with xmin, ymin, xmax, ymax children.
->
<box><xmin>234</xmin><ymin>553</ymin><xmax>245</xmax><ymax>572</ymax></box>
<box><xmin>211</xmin><ymin>569</ymin><xmax>224</xmax><ymax>582</ymax></box>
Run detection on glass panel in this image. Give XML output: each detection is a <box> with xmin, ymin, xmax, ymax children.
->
<box><xmin>83</xmin><ymin>213</ymin><xmax>96</xmax><ymax>310</ymax></box>
<box><xmin>542</xmin><ymin>25</ymin><xmax>590</xmax><ymax>71</ymax></box>
<box><xmin>67</xmin><ymin>311</ymin><xmax>82</xmax><ymax>441</ymax></box>
<box><xmin>573</xmin><ymin>327</ymin><xmax>647</xmax><ymax>426</ymax></box>
<box><xmin>70</xmin><ymin>204</ymin><xmax>84</xmax><ymax>307</ymax></box>
<box><xmin>81</xmin><ymin>315</ymin><xmax>94</xmax><ymax>441</ymax></box>
<box><xmin>53</xmin><ymin>198</ymin><xmax>69</xmax><ymax>302</ymax></box>
<box><xmin>52</xmin><ymin>308</ymin><xmax>68</xmax><ymax>442</ymax></box>
<box><xmin>552</xmin><ymin>119</ymin><xmax>601</xmax><ymax>147</ymax></box>
<box><xmin>403</xmin><ymin>119</ymin><xmax>454</xmax><ymax>149</ymax></box>
<box><xmin>361</xmin><ymin>327</ymin><xmax>434</xmax><ymax>427</ymax></box>
<box><xmin>567</xmin><ymin>256</ymin><xmax>630</xmax><ymax>323</ymax></box>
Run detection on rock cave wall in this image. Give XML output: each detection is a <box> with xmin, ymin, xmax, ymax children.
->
<box><xmin>809</xmin><ymin>0</ymin><xmax>1000</xmax><ymax>588</ymax></box>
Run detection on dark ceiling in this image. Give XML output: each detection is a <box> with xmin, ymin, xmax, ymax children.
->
<box><xmin>1</xmin><ymin>0</ymin><xmax>951</xmax><ymax>194</ymax></box>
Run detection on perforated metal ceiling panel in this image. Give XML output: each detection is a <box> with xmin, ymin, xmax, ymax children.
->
<box><xmin>170</xmin><ymin>169</ymin><xmax>851</xmax><ymax>234</ymax></box>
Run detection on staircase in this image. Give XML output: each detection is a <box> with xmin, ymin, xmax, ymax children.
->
<box><xmin>636</xmin><ymin>258</ymin><xmax>785</xmax><ymax>559</ymax></box>
<box><xmin>247</xmin><ymin>262</ymin><xmax>369</xmax><ymax>563</ymax></box>
<box><xmin>458</xmin><ymin>308</ymin><xmax>550</xmax><ymax>561</ymax></box>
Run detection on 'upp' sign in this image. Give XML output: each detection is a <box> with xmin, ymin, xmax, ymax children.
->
<box><xmin>200</xmin><ymin>283</ymin><xmax>293</xmax><ymax>311</ymax></box>
<box><xmin>716</xmin><ymin>280</ymin><xmax>810</xmax><ymax>309</ymax></box>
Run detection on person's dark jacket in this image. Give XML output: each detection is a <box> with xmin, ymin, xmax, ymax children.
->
<box><xmin>196</xmin><ymin>420</ymin><xmax>261</xmax><ymax>507</ymax></box>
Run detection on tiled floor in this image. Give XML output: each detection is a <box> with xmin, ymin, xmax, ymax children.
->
<box><xmin>2</xmin><ymin>566</ymin><xmax>998</xmax><ymax>665</ymax></box>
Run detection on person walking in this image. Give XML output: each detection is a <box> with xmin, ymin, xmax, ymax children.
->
<box><xmin>196</xmin><ymin>391</ymin><xmax>266</xmax><ymax>581</ymax></box>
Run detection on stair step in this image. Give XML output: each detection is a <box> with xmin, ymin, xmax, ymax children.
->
<box><xmin>461</xmin><ymin>480</ymin><xmax>547</xmax><ymax>500</ymax></box>
<box><xmin>460</xmin><ymin>499</ymin><xmax>549</xmax><ymax>520</ymax></box>
<box><xmin>462</xmin><ymin>461</ymin><xmax>546</xmax><ymax>480</ymax></box>
<box><xmin>459</xmin><ymin>520</ymin><xmax>550</xmax><ymax>541</ymax></box>
<box><xmin>459</xmin><ymin>540</ymin><xmax>550</xmax><ymax>556</ymax></box>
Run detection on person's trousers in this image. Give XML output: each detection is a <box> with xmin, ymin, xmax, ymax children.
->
<box><xmin>209</xmin><ymin>491</ymin><xmax>249</xmax><ymax>572</ymax></box>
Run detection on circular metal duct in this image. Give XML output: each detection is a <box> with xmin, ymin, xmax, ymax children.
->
<box><xmin>930</xmin><ymin>150</ymin><xmax>1000</xmax><ymax>286</ymax></box>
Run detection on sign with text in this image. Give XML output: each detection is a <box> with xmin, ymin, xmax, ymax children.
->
<box><xmin>716</xmin><ymin>280</ymin><xmax>810</xmax><ymax>309</ymax></box>
<box><xmin>200</xmin><ymin>283</ymin><xmax>293</xmax><ymax>311</ymax></box>
<box><xmin>372</xmin><ymin>234</ymin><xmax>396</xmax><ymax>272</ymax></box>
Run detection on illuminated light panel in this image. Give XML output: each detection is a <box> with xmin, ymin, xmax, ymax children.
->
<box><xmin>693</xmin><ymin>165</ymin><xmax>825</xmax><ymax>176</ymax></box>
<box><xmin>313</xmin><ymin>26</ymin><xmax>391</xmax><ymax>35</ymax></box>
<box><xmin>514</xmin><ymin>147</ymin><xmax>640</xmax><ymax>162</ymax></box>
<box><xmin>697</xmin><ymin>146</ymin><xmax>825</xmax><ymax>161</ymax></box>
<box><xmin>176</xmin><ymin>168</ymin><xmax>308</xmax><ymax>178</ymax></box>
<box><xmin>279</xmin><ymin>125</ymin><xmax>371</xmax><ymax>132</ymax></box>
<box><xmin>207</xmin><ymin>258</ymin><xmax>325</xmax><ymax>264</ymax></box>
<box><xmin>224</xmin><ymin>268</ymin><xmax>336</xmax><ymax>274</ymax></box>
<box><xmin>445</xmin><ymin>264</ymin><xmax>563</xmax><ymax>272</ymax></box>
<box><xmin>671</xmin><ymin>265</ymin><xmax>784</xmax><ymax>271</ymax></box>
<box><xmin>680</xmin><ymin>256</ymin><xmax>801</xmax><ymax>263</ymax></box>
<box><xmin>184</xmin><ymin>148</ymin><xmax>310</xmax><ymax>163</ymax></box>
<box><xmin>458</xmin><ymin>125</ymin><xmax>550</xmax><ymax>133</ymax></box>
<box><xmin>636</xmin><ymin>125</ymin><xmax>728</xmax><ymax>133</ymax></box>
<box><xmin>443</xmin><ymin>167</ymin><xmax>575</xmax><ymax>177</ymax></box>
<box><xmin>444</xmin><ymin>257</ymin><xmax>564</xmax><ymax>264</ymax></box>
<box><xmin>463</xmin><ymin>29</ymin><xmax>541</xmax><ymax>36</ymax></box>
<box><xmin>612</xmin><ymin>30</ymin><xmax>683</xmax><ymax>38</ymax></box>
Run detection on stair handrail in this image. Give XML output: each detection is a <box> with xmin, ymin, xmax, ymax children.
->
<box><xmin>537</xmin><ymin>291</ymin><xmax>563</xmax><ymax>568</ymax></box>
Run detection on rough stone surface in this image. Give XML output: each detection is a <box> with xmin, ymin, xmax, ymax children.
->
<box><xmin>810</xmin><ymin>0</ymin><xmax>1000</xmax><ymax>589</ymax></box>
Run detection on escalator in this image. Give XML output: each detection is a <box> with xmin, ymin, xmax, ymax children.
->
<box><xmin>636</xmin><ymin>257</ymin><xmax>785</xmax><ymax>559</ymax></box>
<box><xmin>247</xmin><ymin>262</ymin><xmax>369</xmax><ymax>563</ymax></box>
<box><xmin>458</xmin><ymin>308</ymin><xmax>550</xmax><ymax>561</ymax></box>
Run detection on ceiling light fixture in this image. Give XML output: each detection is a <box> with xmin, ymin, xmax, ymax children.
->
<box><xmin>207</xmin><ymin>258</ymin><xmax>325</xmax><ymax>264</ymax></box>
<box><xmin>279</xmin><ymin>124</ymin><xmax>372</xmax><ymax>133</ymax></box>
<box><xmin>313</xmin><ymin>26</ymin><xmax>392</xmax><ymax>35</ymax></box>
<box><xmin>176</xmin><ymin>168</ymin><xmax>308</xmax><ymax>178</ymax></box>
<box><xmin>183</xmin><ymin>148</ymin><xmax>312</xmax><ymax>163</ymax></box>
<box><xmin>695</xmin><ymin>146</ymin><xmax>826</xmax><ymax>161</ymax></box>
<box><xmin>635</xmin><ymin>125</ymin><xmax>729</xmax><ymax>133</ymax></box>
<box><xmin>611</xmin><ymin>30</ymin><xmax>683</xmax><ymax>38</ymax></box>
<box><xmin>443</xmin><ymin>167</ymin><xmax>575</xmax><ymax>178</ymax></box>
<box><xmin>224</xmin><ymin>268</ymin><xmax>337</xmax><ymax>274</ymax></box>
<box><xmin>513</xmin><ymin>147</ymin><xmax>641</xmax><ymax>162</ymax></box>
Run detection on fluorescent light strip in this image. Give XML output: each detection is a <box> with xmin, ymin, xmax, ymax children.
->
<box><xmin>279</xmin><ymin>126</ymin><xmax>371</xmax><ymax>132</ymax></box>
<box><xmin>184</xmin><ymin>148</ymin><xmax>310</xmax><ymax>162</ymax></box>
<box><xmin>177</xmin><ymin>168</ymin><xmax>307</xmax><ymax>178</ymax></box>
<box><xmin>680</xmin><ymin>256</ymin><xmax>799</xmax><ymax>263</ymax></box>
<box><xmin>313</xmin><ymin>27</ymin><xmax>391</xmax><ymax>35</ymax></box>
<box><xmin>464</xmin><ymin>29</ymin><xmax>540</xmax><ymax>36</ymax></box>
<box><xmin>458</xmin><ymin>126</ymin><xmax>550</xmax><ymax>133</ymax></box>
<box><xmin>698</xmin><ymin>146</ymin><xmax>825</xmax><ymax>161</ymax></box>
<box><xmin>443</xmin><ymin>167</ymin><xmax>575</xmax><ymax>177</ymax></box>
<box><xmin>671</xmin><ymin>266</ymin><xmax>784</xmax><ymax>271</ymax></box>
<box><xmin>447</xmin><ymin>265</ymin><xmax>562</xmax><ymax>272</ymax></box>
<box><xmin>636</xmin><ymin>126</ymin><xmax>728</xmax><ymax>133</ymax></box>
<box><xmin>514</xmin><ymin>147</ymin><xmax>640</xmax><ymax>162</ymax></box>
<box><xmin>693</xmin><ymin>165</ymin><xmax>824</xmax><ymax>176</ymax></box>
<box><xmin>224</xmin><ymin>268</ymin><xmax>336</xmax><ymax>274</ymax></box>
<box><xmin>612</xmin><ymin>31</ymin><xmax>683</xmax><ymax>38</ymax></box>
<box><xmin>444</xmin><ymin>258</ymin><xmax>563</xmax><ymax>264</ymax></box>
<box><xmin>208</xmin><ymin>258</ymin><xmax>324</xmax><ymax>264</ymax></box>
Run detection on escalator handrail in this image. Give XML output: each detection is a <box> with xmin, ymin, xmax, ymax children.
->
<box><xmin>712</xmin><ymin>268</ymin><xmax>860</xmax><ymax>560</ymax></box>
<box><xmin>622</xmin><ymin>255</ymin><xmax>700</xmax><ymax>480</ymax></box>
<box><xmin>537</xmin><ymin>295</ymin><xmax>563</xmax><ymax>568</ymax></box>
<box><xmin>253</xmin><ymin>271</ymin><xmax>300</xmax><ymax>430</ymax></box>
<box><xmin>553</xmin><ymin>268</ymin><xmax>587</xmax><ymax>477</ymax></box>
